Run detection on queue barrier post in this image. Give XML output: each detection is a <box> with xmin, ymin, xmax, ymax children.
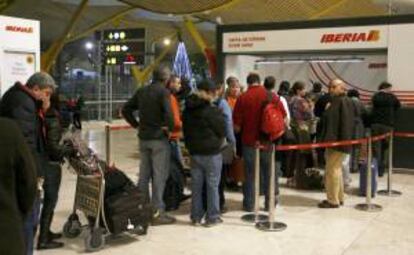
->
<box><xmin>378</xmin><ymin>131</ymin><xmax>402</xmax><ymax>196</ymax></box>
<box><xmin>105</xmin><ymin>125</ymin><xmax>111</xmax><ymax>166</ymax></box>
<box><xmin>256</xmin><ymin>145</ymin><xmax>287</xmax><ymax>232</ymax></box>
<box><xmin>241</xmin><ymin>147</ymin><xmax>269</xmax><ymax>223</ymax></box>
<box><xmin>355</xmin><ymin>135</ymin><xmax>382</xmax><ymax>212</ymax></box>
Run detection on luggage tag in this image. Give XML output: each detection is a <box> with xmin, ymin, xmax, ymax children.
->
<box><xmin>127</xmin><ymin>219</ymin><xmax>135</xmax><ymax>230</ymax></box>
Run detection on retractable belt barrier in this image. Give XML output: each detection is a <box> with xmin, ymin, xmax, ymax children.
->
<box><xmin>105</xmin><ymin>124</ymin><xmax>414</xmax><ymax>225</ymax></box>
<box><xmin>394</xmin><ymin>132</ymin><xmax>414</xmax><ymax>138</ymax></box>
<box><xmin>274</xmin><ymin>133</ymin><xmax>391</xmax><ymax>151</ymax></box>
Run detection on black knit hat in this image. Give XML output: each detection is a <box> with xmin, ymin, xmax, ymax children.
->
<box><xmin>197</xmin><ymin>79</ymin><xmax>219</xmax><ymax>91</ymax></box>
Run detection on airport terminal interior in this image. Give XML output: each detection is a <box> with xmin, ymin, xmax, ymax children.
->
<box><xmin>1</xmin><ymin>0</ymin><xmax>414</xmax><ymax>255</ymax></box>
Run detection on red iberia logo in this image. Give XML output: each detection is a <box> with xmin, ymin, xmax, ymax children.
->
<box><xmin>321</xmin><ymin>30</ymin><xmax>380</xmax><ymax>43</ymax></box>
<box><xmin>5</xmin><ymin>25</ymin><xmax>33</xmax><ymax>33</ymax></box>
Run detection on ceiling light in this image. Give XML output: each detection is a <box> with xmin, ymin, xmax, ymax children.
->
<box><xmin>85</xmin><ymin>42</ymin><xmax>94</xmax><ymax>50</ymax></box>
<box><xmin>163</xmin><ymin>38</ymin><xmax>171</xmax><ymax>46</ymax></box>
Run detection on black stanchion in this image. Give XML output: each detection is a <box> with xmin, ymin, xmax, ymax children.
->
<box><xmin>241</xmin><ymin>147</ymin><xmax>268</xmax><ymax>223</ymax></box>
<box><xmin>355</xmin><ymin>136</ymin><xmax>382</xmax><ymax>212</ymax></box>
<box><xmin>256</xmin><ymin>145</ymin><xmax>287</xmax><ymax>232</ymax></box>
<box><xmin>378</xmin><ymin>132</ymin><xmax>402</xmax><ymax>196</ymax></box>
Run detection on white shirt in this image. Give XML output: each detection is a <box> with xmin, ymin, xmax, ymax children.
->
<box><xmin>280</xmin><ymin>96</ymin><xmax>291</xmax><ymax>129</ymax></box>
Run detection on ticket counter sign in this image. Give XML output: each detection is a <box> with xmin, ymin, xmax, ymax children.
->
<box><xmin>223</xmin><ymin>25</ymin><xmax>387</xmax><ymax>53</ymax></box>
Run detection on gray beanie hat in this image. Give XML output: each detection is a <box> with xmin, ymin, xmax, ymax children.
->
<box><xmin>26</xmin><ymin>72</ymin><xmax>57</xmax><ymax>90</ymax></box>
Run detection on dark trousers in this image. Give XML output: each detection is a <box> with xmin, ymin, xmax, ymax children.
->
<box><xmin>24</xmin><ymin>196</ymin><xmax>40</xmax><ymax>255</ymax></box>
<box><xmin>39</xmin><ymin>162</ymin><xmax>62</xmax><ymax>242</ymax></box>
<box><xmin>350</xmin><ymin>145</ymin><xmax>361</xmax><ymax>173</ymax></box>
<box><xmin>164</xmin><ymin>141</ymin><xmax>186</xmax><ymax>210</ymax></box>
<box><xmin>371</xmin><ymin>124</ymin><xmax>392</xmax><ymax>177</ymax></box>
<box><xmin>73</xmin><ymin>112</ymin><xmax>82</xmax><ymax>129</ymax></box>
<box><xmin>281</xmin><ymin>130</ymin><xmax>297</xmax><ymax>178</ymax></box>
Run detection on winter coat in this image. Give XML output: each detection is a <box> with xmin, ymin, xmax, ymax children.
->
<box><xmin>45</xmin><ymin>108</ymin><xmax>73</xmax><ymax>162</ymax></box>
<box><xmin>0</xmin><ymin>82</ymin><xmax>46</xmax><ymax>177</ymax></box>
<box><xmin>183</xmin><ymin>93</ymin><xmax>226</xmax><ymax>155</ymax></box>
<box><xmin>0</xmin><ymin>118</ymin><xmax>37</xmax><ymax>255</ymax></box>
<box><xmin>319</xmin><ymin>95</ymin><xmax>355</xmax><ymax>153</ymax></box>
<box><xmin>122</xmin><ymin>81</ymin><xmax>174</xmax><ymax>140</ymax></box>
<box><xmin>370</xmin><ymin>91</ymin><xmax>401</xmax><ymax>127</ymax></box>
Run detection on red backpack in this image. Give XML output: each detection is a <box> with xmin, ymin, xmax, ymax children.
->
<box><xmin>261</xmin><ymin>93</ymin><xmax>286</xmax><ymax>141</ymax></box>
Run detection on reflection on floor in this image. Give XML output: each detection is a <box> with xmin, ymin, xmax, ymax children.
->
<box><xmin>35</xmin><ymin>121</ymin><xmax>414</xmax><ymax>255</ymax></box>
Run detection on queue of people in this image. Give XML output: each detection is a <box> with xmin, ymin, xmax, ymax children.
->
<box><xmin>121</xmin><ymin>65</ymin><xmax>402</xmax><ymax>223</ymax></box>
<box><xmin>0</xmin><ymin>67</ymin><xmax>402</xmax><ymax>255</ymax></box>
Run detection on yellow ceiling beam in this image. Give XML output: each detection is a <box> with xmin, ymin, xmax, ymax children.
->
<box><xmin>183</xmin><ymin>16</ymin><xmax>208</xmax><ymax>52</ymax></box>
<box><xmin>309</xmin><ymin>0</ymin><xmax>349</xmax><ymax>19</ymax></box>
<box><xmin>131</xmin><ymin>33</ymin><xmax>178</xmax><ymax>85</ymax></box>
<box><xmin>42</xmin><ymin>0</ymin><xmax>89</xmax><ymax>72</ymax></box>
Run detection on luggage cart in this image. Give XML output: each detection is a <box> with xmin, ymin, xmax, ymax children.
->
<box><xmin>63</xmin><ymin>155</ymin><xmax>109</xmax><ymax>252</ymax></box>
<box><xmin>62</xmin><ymin>128</ymin><xmax>150</xmax><ymax>252</ymax></box>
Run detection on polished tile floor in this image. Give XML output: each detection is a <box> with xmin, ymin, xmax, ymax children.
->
<box><xmin>35</xmin><ymin>121</ymin><xmax>414</xmax><ymax>255</ymax></box>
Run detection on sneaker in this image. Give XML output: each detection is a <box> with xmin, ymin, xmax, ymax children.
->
<box><xmin>37</xmin><ymin>240</ymin><xmax>64</xmax><ymax>250</ymax></box>
<box><xmin>204</xmin><ymin>218</ymin><xmax>223</xmax><ymax>228</ymax></box>
<box><xmin>323</xmin><ymin>200</ymin><xmax>344</xmax><ymax>206</ymax></box>
<box><xmin>180</xmin><ymin>194</ymin><xmax>191</xmax><ymax>202</ymax></box>
<box><xmin>48</xmin><ymin>231</ymin><xmax>62</xmax><ymax>240</ymax></box>
<box><xmin>191</xmin><ymin>220</ymin><xmax>202</xmax><ymax>227</ymax></box>
<box><xmin>242</xmin><ymin>206</ymin><xmax>254</xmax><ymax>212</ymax></box>
<box><xmin>318</xmin><ymin>200</ymin><xmax>339</xmax><ymax>209</ymax></box>
<box><xmin>152</xmin><ymin>213</ymin><xmax>176</xmax><ymax>225</ymax></box>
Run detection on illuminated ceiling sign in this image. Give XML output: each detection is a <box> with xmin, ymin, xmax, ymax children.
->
<box><xmin>102</xmin><ymin>28</ymin><xmax>145</xmax><ymax>41</ymax></box>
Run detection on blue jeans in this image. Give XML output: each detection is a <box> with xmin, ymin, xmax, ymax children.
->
<box><xmin>24</xmin><ymin>196</ymin><xmax>40</xmax><ymax>255</ymax></box>
<box><xmin>138</xmin><ymin>139</ymin><xmax>170</xmax><ymax>212</ymax></box>
<box><xmin>191</xmin><ymin>154</ymin><xmax>222</xmax><ymax>222</ymax></box>
<box><xmin>242</xmin><ymin>145</ymin><xmax>279</xmax><ymax>211</ymax></box>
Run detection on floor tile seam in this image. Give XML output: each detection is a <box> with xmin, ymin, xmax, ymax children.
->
<box><xmin>340</xmin><ymin>204</ymin><xmax>391</xmax><ymax>255</ymax></box>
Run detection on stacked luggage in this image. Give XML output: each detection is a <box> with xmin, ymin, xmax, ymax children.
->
<box><xmin>62</xmin><ymin>128</ymin><xmax>153</xmax><ymax>252</ymax></box>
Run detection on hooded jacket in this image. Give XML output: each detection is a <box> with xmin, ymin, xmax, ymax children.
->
<box><xmin>183</xmin><ymin>92</ymin><xmax>226</xmax><ymax>155</ymax></box>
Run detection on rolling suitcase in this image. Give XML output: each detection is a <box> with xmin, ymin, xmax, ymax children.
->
<box><xmin>104</xmin><ymin>187</ymin><xmax>153</xmax><ymax>235</ymax></box>
<box><xmin>359</xmin><ymin>159</ymin><xmax>378</xmax><ymax>197</ymax></box>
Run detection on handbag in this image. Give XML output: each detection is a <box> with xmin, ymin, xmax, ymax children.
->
<box><xmin>228</xmin><ymin>157</ymin><xmax>245</xmax><ymax>183</ymax></box>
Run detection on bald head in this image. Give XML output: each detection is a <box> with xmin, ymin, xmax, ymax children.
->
<box><xmin>329</xmin><ymin>79</ymin><xmax>346</xmax><ymax>96</ymax></box>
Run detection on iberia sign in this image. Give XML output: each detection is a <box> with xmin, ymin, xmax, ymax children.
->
<box><xmin>223</xmin><ymin>25</ymin><xmax>387</xmax><ymax>53</ymax></box>
<box><xmin>320</xmin><ymin>30</ymin><xmax>380</xmax><ymax>43</ymax></box>
<box><xmin>5</xmin><ymin>25</ymin><xmax>33</xmax><ymax>33</ymax></box>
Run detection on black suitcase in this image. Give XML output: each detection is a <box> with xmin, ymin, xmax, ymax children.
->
<box><xmin>104</xmin><ymin>187</ymin><xmax>153</xmax><ymax>235</ymax></box>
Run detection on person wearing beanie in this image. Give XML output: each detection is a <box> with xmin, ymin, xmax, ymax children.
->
<box><xmin>183</xmin><ymin>79</ymin><xmax>226</xmax><ymax>227</ymax></box>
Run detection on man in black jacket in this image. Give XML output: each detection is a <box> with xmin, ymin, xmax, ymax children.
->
<box><xmin>370</xmin><ymin>82</ymin><xmax>401</xmax><ymax>177</ymax></box>
<box><xmin>183</xmin><ymin>79</ymin><xmax>226</xmax><ymax>227</ymax></box>
<box><xmin>38</xmin><ymin>93</ymin><xmax>75</xmax><ymax>250</ymax></box>
<box><xmin>318</xmin><ymin>79</ymin><xmax>355</xmax><ymax>208</ymax></box>
<box><xmin>0</xmin><ymin>118</ymin><xmax>37</xmax><ymax>255</ymax></box>
<box><xmin>0</xmin><ymin>72</ymin><xmax>56</xmax><ymax>255</ymax></box>
<box><xmin>122</xmin><ymin>64</ymin><xmax>175</xmax><ymax>225</ymax></box>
